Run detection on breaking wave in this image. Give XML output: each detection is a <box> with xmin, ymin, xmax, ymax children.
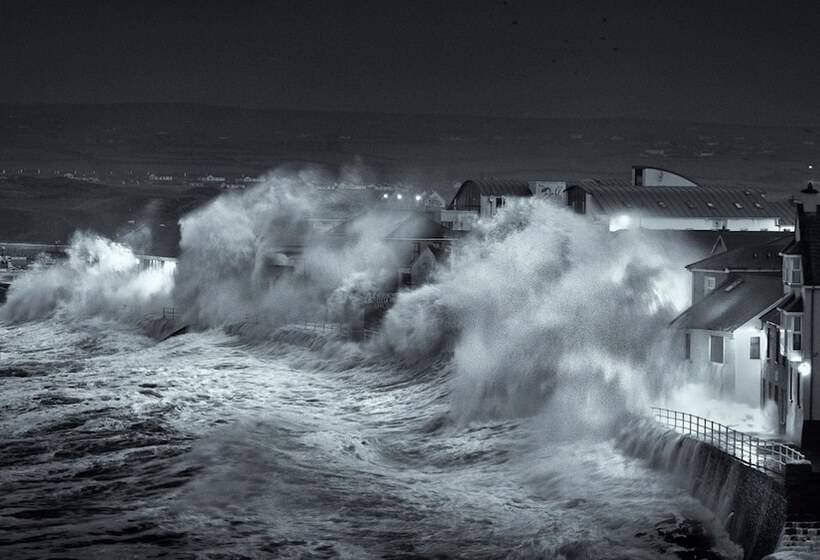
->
<box><xmin>0</xmin><ymin>169</ymin><xmax>755</xmax><ymax>558</ymax></box>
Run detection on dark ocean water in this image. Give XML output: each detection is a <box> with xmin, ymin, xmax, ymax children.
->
<box><xmin>0</xmin><ymin>318</ymin><xmax>743</xmax><ymax>559</ymax></box>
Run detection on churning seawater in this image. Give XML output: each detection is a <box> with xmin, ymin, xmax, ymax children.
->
<box><xmin>0</xmin><ymin>318</ymin><xmax>741</xmax><ymax>560</ymax></box>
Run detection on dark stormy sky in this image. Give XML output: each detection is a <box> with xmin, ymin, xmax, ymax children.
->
<box><xmin>2</xmin><ymin>0</ymin><xmax>819</xmax><ymax>125</ymax></box>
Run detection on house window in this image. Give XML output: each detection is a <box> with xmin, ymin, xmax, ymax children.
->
<box><xmin>791</xmin><ymin>258</ymin><xmax>802</xmax><ymax>284</ymax></box>
<box><xmin>797</xmin><ymin>368</ymin><xmax>802</xmax><ymax>407</ymax></box>
<box><xmin>766</xmin><ymin>325</ymin><xmax>773</xmax><ymax>359</ymax></box>
<box><xmin>709</xmin><ymin>335</ymin><xmax>724</xmax><ymax>364</ymax></box>
<box><xmin>750</xmin><ymin>336</ymin><xmax>760</xmax><ymax>359</ymax></box>
<box><xmin>496</xmin><ymin>197</ymin><xmax>505</xmax><ymax>208</ymax></box>
<box><xmin>705</xmin><ymin>276</ymin><xmax>716</xmax><ymax>292</ymax></box>
<box><xmin>792</xmin><ymin>315</ymin><xmax>802</xmax><ymax>351</ymax></box>
<box><xmin>790</xmin><ymin>368</ymin><xmax>793</xmax><ymax>402</ymax></box>
<box><xmin>684</xmin><ymin>333</ymin><xmax>691</xmax><ymax>360</ymax></box>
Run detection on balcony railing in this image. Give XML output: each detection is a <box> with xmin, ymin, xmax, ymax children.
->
<box><xmin>650</xmin><ymin>407</ymin><xmax>806</xmax><ymax>476</ymax></box>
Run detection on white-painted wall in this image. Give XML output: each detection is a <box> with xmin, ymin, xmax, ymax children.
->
<box><xmin>733</xmin><ymin>320</ymin><xmax>765</xmax><ymax>407</ymax></box>
<box><xmin>640</xmin><ymin>168</ymin><xmax>698</xmax><ymax>187</ymax></box>
<box><xmin>438</xmin><ymin>209</ymin><xmax>478</xmax><ymax>231</ymax></box>
<box><xmin>607</xmin><ymin>215</ymin><xmax>790</xmax><ymax>232</ymax></box>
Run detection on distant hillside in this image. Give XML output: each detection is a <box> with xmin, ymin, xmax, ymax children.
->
<box><xmin>1</xmin><ymin>103</ymin><xmax>818</xmax><ymax>190</ymax></box>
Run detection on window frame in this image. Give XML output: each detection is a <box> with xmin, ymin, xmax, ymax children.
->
<box><xmin>792</xmin><ymin>315</ymin><xmax>802</xmax><ymax>351</ymax></box>
<box><xmin>704</xmin><ymin>276</ymin><xmax>716</xmax><ymax>292</ymax></box>
<box><xmin>709</xmin><ymin>335</ymin><xmax>724</xmax><ymax>364</ymax></box>
<box><xmin>750</xmin><ymin>336</ymin><xmax>760</xmax><ymax>360</ymax></box>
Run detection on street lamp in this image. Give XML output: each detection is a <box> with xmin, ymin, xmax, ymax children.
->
<box><xmin>799</xmin><ymin>361</ymin><xmax>811</xmax><ymax>377</ymax></box>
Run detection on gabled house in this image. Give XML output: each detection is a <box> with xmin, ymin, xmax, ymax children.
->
<box><xmin>384</xmin><ymin>214</ymin><xmax>457</xmax><ymax>289</ymax></box>
<box><xmin>671</xmin><ymin>236</ymin><xmax>793</xmax><ymax>407</ymax></box>
<box><xmin>441</xmin><ymin>179</ymin><xmax>533</xmax><ymax>230</ymax></box>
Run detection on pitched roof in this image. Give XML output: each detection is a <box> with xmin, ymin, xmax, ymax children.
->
<box><xmin>569</xmin><ymin>182</ymin><xmax>796</xmax><ymax>222</ymax></box>
<box><xmin>448</xmin><ymin>179</ymin><xmax>533</xmax><ymax>208</ymax></box>
<box><xmin>781</xmin><ymin>296</ymin><xmax>803</xmax><ymax>313</ymax></box>
<box><xmin>613</xmin><ymin>229</ymin><xmax>724</xmax><ymax>264</ymax></box>
<box><xmin>714</xmin><ymin>231</ymin><xmax>794</xmax><ymax>253</ymax></box>
<box><xmin>760</xmin><ymin>306</ymin><xmax>781</xmax><ymax>325</ymax></box>
<box><xmin>686</xmin><ymin>236</ymin><xmax>791</xmax><ymax>272</ymax></box>
<box><xmin>459</xmin><ymin>179</ymin><xmax>533</xmax><ymax>197</ymax></box>
<box><xmin>671</xmin><ymin>273</ymin><xmax>785</xmax><ymax>332</ymax></box>
<box><xmin>385</xmin><ymin>215</ymin><xmax>454</xmax><ymax>241</ymax></box>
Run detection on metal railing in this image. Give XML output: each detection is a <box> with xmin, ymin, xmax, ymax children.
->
<box><xmin>650</xmin><ymin>407</ymin><xmax>806</xmax><ymax>476</ymax></box>
<box><xmin>240</xmin><ymin>316</ymin><xmax>379</xmax><ymax>341</ymax></box>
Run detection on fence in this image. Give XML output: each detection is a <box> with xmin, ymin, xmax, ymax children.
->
<box><xmin>650</xmin><ymin>407</ymin><xmax>806</xmax><ymax>477</ymax></box>
<box><xmin>240</xmin><ymin>316</ymin><xmax>380</xmax><ymax>341</ymax></box>
<box><xmin>295</xmin><ymin>320</ymin><xmax>379</xmax><ymax>341</ymax></box>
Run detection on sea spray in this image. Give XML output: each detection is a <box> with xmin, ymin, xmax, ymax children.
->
<box><xmin>381</xmin><ymin>199</ymin><xmax>692</xmax><ymax>426</ymax></box>
<box><xmin>172</xmin><ymin>170</ymin><xmax>404</xmax><ymax>328</ymax></box>
<box><xmin>0</xmin><ymin>168</ymin><xmax>772</xmax><ymax>434</ymax></box>
<box><xmin>0</xmin><ymin>232</ymin><xmax>174</xmax><ymax>322</ymax></box>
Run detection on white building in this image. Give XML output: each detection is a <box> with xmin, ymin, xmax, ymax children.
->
<box><xmin>566</xmin><ymin>180</ymin><xmax>794</xmax><ymax>232</ymax></box>
<box><xmin>671</xmin><ymin>236</ymin><xmax>792</xmax><ymax>407</ymax></box>
<box><xmin>764</xmin><ymin>203</ymin><xmax>820</xmax><ymax>450</ymax></box>
<box><xmin>440</xmin><ymin>179</ymin><xmax>535</xmax><ymax>231</ymax></box>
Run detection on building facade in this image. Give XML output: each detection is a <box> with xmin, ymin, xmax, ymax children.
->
<box><xmin>672</xmin><ymin>204</ymin><xmax>820</xmax><ymax>453</ymax></box>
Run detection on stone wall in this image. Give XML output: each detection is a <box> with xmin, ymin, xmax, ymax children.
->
<box><xmin>616</xmin><ymin>418</ymin><xmax>787</xmax><ymax>560</ymax></box>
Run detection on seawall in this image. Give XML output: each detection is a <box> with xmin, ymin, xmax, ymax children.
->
<box><xmin>137</xmin><ymin>316</ymin><xmax>189</xmax><ymax>341</ymax></box>
<box><xmin>615</xmin><ymin>417</ymin><xmax>786</xmax><ymax>560</ymax></box>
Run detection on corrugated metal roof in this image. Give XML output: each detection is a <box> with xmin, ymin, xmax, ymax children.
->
<box><xmin>571</xmin><ymin>183</ymin><xmax>796</xmax><ymax>222</ymax></box>
<box><xmin>686</xmin><ymin>236</ymin><xmax>791</xmax><ymax>271</ymax></box>
<box><xmin>449</xmin><ymin>179</ymin><xmax>533</xmax><ymax>201</ymax></box>
<box><xmin>671</xmin><ymin>273</ymin><xmax>784</xmax><ymax>332</ymax></box>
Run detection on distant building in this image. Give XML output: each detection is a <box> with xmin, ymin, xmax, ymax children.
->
<box><xmin>566</xmin><ymin>180</ymin><xmax>794</xmax><ymax>232</ymax></box>
<box><xmin>632</xmin><ymin>166</ymin><xmax>699</xmax><ymax>187</ymax></box>
<box><xmin>441</xmin><ymin>179</ymin><xmax>534</xmax><ymax>230</ymax></box>
<box><xmin>384</xmin><ymin>214</ymin><xmax>457</xmax><ymax>289</ymax></box>
<box><xmin>421</xmin><ymin>191</ymin><xmax>446</xmax><ymax>209</ymax></box>
<box><xmin>447</xmin><ymin>179</ymin><xmax>532</xmax><ymax>218</ymax></box>
<box><xmin>200</xmin><ymin>175</ymin><xmax>227</xmax><ymax>183</ymax></box>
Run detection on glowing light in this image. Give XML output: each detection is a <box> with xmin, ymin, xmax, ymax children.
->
<box><xmin>396</xmin><ymin>193</ymin><xmax>403</xmax><ymax>200</ymax></box>
<box><xmin>799</xmin><ymin>361</ymin><xmax>811</xmax><ymax>377</ymax></box>
<box><xmin>609</xmin><ymin>215</ymin><xmax>632</xmax><ymax>232</ymax></box>
<box><xmin>415</xmin><ymin>194</ymin><xmax>422</xmax><ymax>202</ymax></box>
<box><xmin>382</xmin><ymin>193</ymin><xmax>389</xmax><ymax>199</ymax></box>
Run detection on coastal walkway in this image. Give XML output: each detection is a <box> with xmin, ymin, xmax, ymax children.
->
<box><xmin>649</xmin><ymin>407</ymin><xmax>818</xmax><ymax>557</ymax></box>
<box><xmin>650</xmin><ymin>407</ymin><xmax>805</xmax><ymax>477</ymax></box>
